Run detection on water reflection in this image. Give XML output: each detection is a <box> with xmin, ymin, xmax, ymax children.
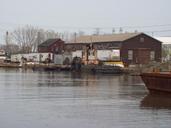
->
<box><xmin>1</xmin><ymin>68</ymin><xmax>171</xmax><ymax>128</ymax></box>
<box><xmin>140</xmin><ymin>93</ymin><xmax>171</xmax><ymax>109</ymax></box>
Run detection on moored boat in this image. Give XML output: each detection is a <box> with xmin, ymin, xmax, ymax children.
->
<box><xmin>140</xmin><ymin>72</ymin><xmax>171</xmax><ymax>93</ymax></box>
<box><xmin>91</xmin><ymin>65</ymin><xmax>123</xmax><ymax>74</ymax></box>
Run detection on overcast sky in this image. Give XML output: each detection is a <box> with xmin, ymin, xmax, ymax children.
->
<box><xmin>0</xmin><ymin>0</ymin><xmax>171</xmax><ymax>42</ymax></box>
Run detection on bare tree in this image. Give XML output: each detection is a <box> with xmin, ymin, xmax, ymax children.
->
<box><xmin>2</xmin><ymin>31</ymin><xmax>19</xmax><ymax>55</ymax></box>
<box><xmin>37</xmin><ymin>29</ymin><xmax>59</xmax><ymax>43</ymax></box>
<box><xmin>12</xmin><ymin>25</ymin><xmax>39</xmax><ymax>53</ymax></box>
<box><xmin>11</xmin><ymin>25</ymin><xmax>82</xmax><ymax>53</ymax></box>
<box><xmin>0</xmin><ymin>44</ymin><xmax>19</xmax><ymax>55</ymax></box>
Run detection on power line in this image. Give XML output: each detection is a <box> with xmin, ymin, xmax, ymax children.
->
<box><xmin>144</xmin><ymin>29</ymin><xmax>171</xmax><ymax>33</ymax></box>
<box><xmin>119</xmin><ymin>24</ymin><xmax>171</xmax><ymax>29</ymax></box>
<box><xmin>1</xmin><ymin>21</ymin><xmax>171</xmax><ymax>37</ymax></box>
<box><xmin>1</xmin><ymin>21</ymin><xmax>171</xmax><ymax>30</ymax></box>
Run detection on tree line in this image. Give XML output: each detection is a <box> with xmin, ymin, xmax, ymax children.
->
<box><xmin>1</xmin><ymin>25</ymin><xmax>84</xmax><ymax>55</ymax></box>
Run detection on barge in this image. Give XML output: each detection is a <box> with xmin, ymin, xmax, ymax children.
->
<box><xmin>140</xmin><ymin>72</ymin><xmax>171</xmax><ymax>93</ymax></box>
<box><xmin>91</xmin><ymin>65</ymin><xmax>123</xmax><ymax>74</ymax></box>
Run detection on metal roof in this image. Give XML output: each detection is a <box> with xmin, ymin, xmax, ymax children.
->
<box><xmin>71</xmin><ymin>33</ymin><xmax>142</xmax><ymax>43</ymax></box>
<box><xmin>155</xmin><ymin>37</ymin><xmax>171</xmax><ymax>44</ymax></box>
<box><xmin>39</xmin><ymin>38</ymin><xmax>61</xmax><ymax>47</ymax></box>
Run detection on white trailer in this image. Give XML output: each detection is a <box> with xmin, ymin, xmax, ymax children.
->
<box><xmin>11</xmin><ymin>53</ymin><xmax>53</xmax><ymax>63</ymax></box>
<box><xmin>97</xmin><ymin>50</ymin><xmax>120</xmax><ymax>61</ymax></box>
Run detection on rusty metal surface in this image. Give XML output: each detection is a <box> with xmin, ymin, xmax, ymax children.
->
<box><xmin>141</xmin><ymin>72</ymin><xmax>171</xmax><ymax>93</ymax></box>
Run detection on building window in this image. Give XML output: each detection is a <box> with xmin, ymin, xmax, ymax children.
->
<box><xmin>140</xmin><ymin>37</ymin><xmax>144</xmax><ymax>42</ymax></box>
<box><xmin>150</xmin><ymin>51</ymin><xmax>155</xmax><ymax>61</ymax></box>
<box><xmin>128</xmin><ymin>50</ymin><xmax>133</xmax><ymax>60</ymax></box>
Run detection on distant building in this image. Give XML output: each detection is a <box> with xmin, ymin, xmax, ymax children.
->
<box><xmin>155</xmin><ymin>37</ymin><xmax>171</xmax><ymax>61</ymax></box>
<box><xmin>0</xmin><ymin>49</ymin><xmax>7</xmax><ymax>63</ymax></box>
<box><xmin>65</xmin><ymin>33</ymin><xmax>162</xmax><ymax>66</ymax></box>
<box><xmin>38</xmin><ymin>38</ymin><xmax>64</xmax><ymax>54</ymax></box>
<box><xmin>155</xmin><ymin>37</ymin><xmax>171</xmax><ymax>45</ymax></box>
<box><xmin>10</xmin><ymin>38</ymin><xmax>65</xmax><ymax>63</ymax></box>
<box><xmin>11</xmin><ymin>53</ymin><xmax>54</xmax><ymax>63</ymax></box>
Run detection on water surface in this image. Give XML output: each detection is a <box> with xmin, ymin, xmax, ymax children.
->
<box><xmin>0</xmin><ymin>68</ymin><xmax>171</xmax><ymax>128</ymax></box>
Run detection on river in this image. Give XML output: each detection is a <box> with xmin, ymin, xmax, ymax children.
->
<box><xmin>0</xmin><ymin>68</ymin><xmax>171</xmax><ymax>128</ymax></box>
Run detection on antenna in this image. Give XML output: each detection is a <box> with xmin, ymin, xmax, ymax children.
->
<box><xmin>112</xmin><ymin>28</ymin><xmax>115</xmax><ymax>34</ymax></box>
<box><xmin>95</xmin><ymin>28</ymin><xmax>100</xmax><ymax>35</ymax></box>
<box><xmin>74</xmin><ymin>32</ymin><xmax>77</xmax><ymax>43</ymax></box>
<box><xmin>119</xmin><ymin>27</ymin><xmax>123</xmax><ymax>33</ymax></box>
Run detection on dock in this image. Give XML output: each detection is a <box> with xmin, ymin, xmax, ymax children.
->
<box><xmin>0</xmin><ymin>62</ymin><xmax>71</xmax><ymax>71</ymax></box>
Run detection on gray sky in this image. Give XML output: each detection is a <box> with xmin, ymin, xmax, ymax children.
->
<box><xmin>0</xmin><ymin>0</ymin><xmax>171</xmax><ymax>43</ymax></box>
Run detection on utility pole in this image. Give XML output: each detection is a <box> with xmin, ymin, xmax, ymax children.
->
<box><xmin>5</xmin><ymin>31</ymin><xmax>9</xmax><ymax>55</ymax></box>
<box><xmin>5</xmin><ymin>31</ymin><xmax>9</xmax><ymax>46</ymax></box>
<box><xmin>36</xmin><ymin>31</ymin><xmax>41</xmax><ymax>52</ymax></box>
<box><xmin>112</xmin><ymin>28</ymin><xmax>115</xmax><ymax>34</ymax></box>
<box><xmin>74</xmin><ymin>32</ymin><xmax>77</xmax><ymax>43</ymax></box>
<box><xmin>37</xmin><ymin>32</ymin><xmax>41</xmax><ymax>45</ymax></box>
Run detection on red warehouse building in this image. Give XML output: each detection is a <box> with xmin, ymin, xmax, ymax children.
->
<box><xmin>38</xmin><ymin>38</ymin><xmax>64</xmax><ymax>54</ymax></box>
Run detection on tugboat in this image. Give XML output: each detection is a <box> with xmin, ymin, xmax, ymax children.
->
<box><xmin>71</xmin><ymin>56</ymin><xmax>82</xmax><ymax>72</ymax></box>
<box><xmin>140</xmin><ymin>72</ymin><xmax>171</xmax><ymax>93</ymax></box>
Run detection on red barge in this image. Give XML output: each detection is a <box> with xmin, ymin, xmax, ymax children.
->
<box><xmin>140</xmin><ymin>72</ymin><xmax>171</xmax><ymax>93</ymax></box>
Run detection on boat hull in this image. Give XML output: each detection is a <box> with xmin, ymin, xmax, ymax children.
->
<box><xmin>91</xmin><ymin>65</ymin><xmax>123</xmax><ymax>74</ymax></box>
<box><xmin>140</xmin><ymin>73</ymin><xmax>171</xmax><ymax>93</ymax></box>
